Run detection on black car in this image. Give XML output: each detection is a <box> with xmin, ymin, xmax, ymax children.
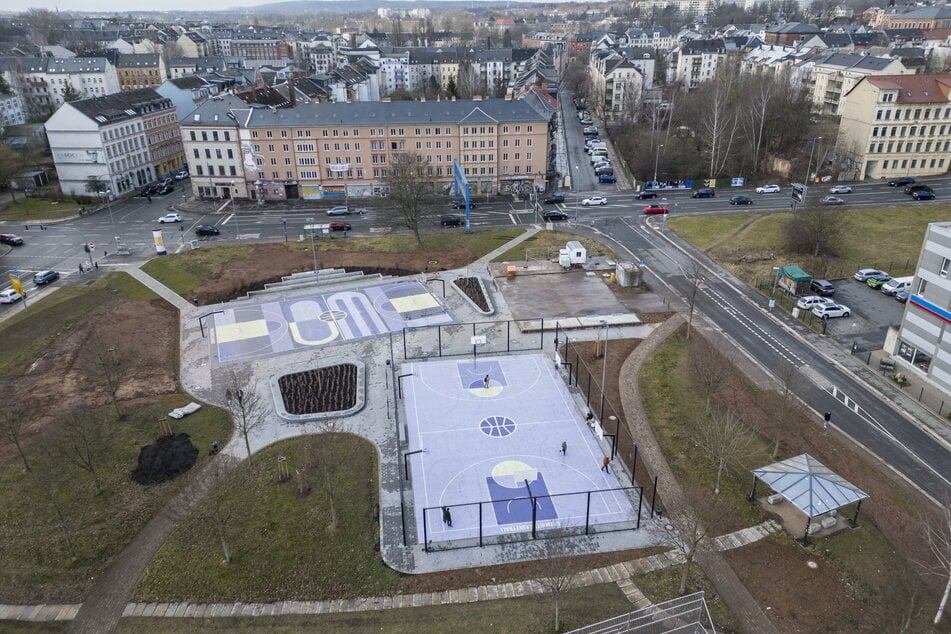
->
<box><xmin>451</xmin><ymin>201</ymin><xmax>476</xmax><ymax>209</ymax></box>
<box><xmin>33</xmin><ymin>270</ymin><xmax>59</xmax><ymax>285</ymax></box>
<box><xmin>139</xmin><ymin>184</ymin><xmax>160</xmax><ymax>197</ymax></box>
<box><xmin>888</xmin><ymin>176</ymin><xmax>915</xmax><ymax>187</ymax></box>
<box><xmin>0</xmin><ymin>233</ymin><xmax>24</xmax><ymax>246</ymax></box>
<box><xmin>905</xmin><ymin>184</ymin><xmax>934</xmax><ymax>195</ymax></box>
<box><xmin>912</xmin><ymin>190</ymin><xmax>936</xmax><ymax>200</ymax></box>
<box><xmin>156</xmin><ymin>184</ymin><xmax>174</xmax><ymax>196</ymax></box>
<box><xmin>543</xmin><ymin>210</ymin><xmax>569</xmax><ymax>221</ymax></box>
<box><xmin>729</xmin><ymin>195</ymin><xmax>753</xmax><ymax>205</ymax></box>
<box><xmin>692</xmin><ymin>188</ymin><xmax>716</xmax><ymax>198</ymax></box>
<box><xmin>635</xmin><ymin>190</ymin><xmax>657</xmax><ymax>200</ymax></box>
<box><xmin>440</xmin><ymin>215</ymin><xmax>465</xmax><ymax>227</ymax></box>
<box><xmin>895</xmin><ymin>289</ymin><xmax>910</xmax><ymax>303</ymax></box>
<box><xmin>810</xmin><ymin>279</ymin><xmax>835</xmax><ymax>296</ymax></box>
<box><xmin>543</xmin><ymin>194</ymin><xmax>566</xmax><ymax>204</ymax></box>
<box><xmin>194</xmin><ymin>225</ymin><xmax>220</xmax><ymax>236</ymax></box>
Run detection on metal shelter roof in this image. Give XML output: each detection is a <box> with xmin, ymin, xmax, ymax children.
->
<box><xmin>751</xmin><ymin>453</ymin><xmax>868</xmax><ymax>518</ymax></box>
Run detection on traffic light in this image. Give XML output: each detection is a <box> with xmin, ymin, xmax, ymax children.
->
<box><xmin>83</xmin><ymin>243</ymin><xmax>90</xmax><ymax>253</ymax></box>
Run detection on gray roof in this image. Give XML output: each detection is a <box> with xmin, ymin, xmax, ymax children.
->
<box><xmin>9</xmin><ymin>56</ymin><xmax>113</xmax><ymax>74</ymax></box>
<box><xmin>752</xmin><ymin>454</ymin><xmax>868</xmax><ymax>518</ymax></box>
<box><xmin>181</xmin><ymin>97</ymin><xmax>548</xmax><ymax>129</ymax></box>
<box><xmin>891</xmin><ymin>5</ymin><xmax>951</xmax><ymax>19</ymax></box>
<box><xmin>767</xmin><ymin>22</ymin><xmax>823</xmax><ymax>35</ymax></box>
<box><xmin>814</xmin><ymin>52</ymin><xmax>895</xmax><ymax>71</ymax></box>
<box><xmin>68</xmin><ymin>88</ymin><xmax>171</xmax><ymax>127</ymax></box>
<box><xmin>116</xmin><ymin>53</ymin><xmax>160</xmax><ymax>67</ymax></box>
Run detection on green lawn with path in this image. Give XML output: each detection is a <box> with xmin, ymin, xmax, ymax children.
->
<box><xmin>0</xmin><ymin>198</ymin><xmax>85</xmax><ymax>222</ymax></box>
<box><xmin>491</xmin><ymin>230</ymin><xmax>615</xmax><ymax>263</ymax></box>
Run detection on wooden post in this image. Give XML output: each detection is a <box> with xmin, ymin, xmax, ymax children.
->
<box><xmin>158</xmin><ymin>416</ymin><xmax>172</xmax><ymax>437</ymax></box>
<box><xmin>277</xmin><ymin>455</ymin><xmax>289</xmax><ymax>481</ymax></box>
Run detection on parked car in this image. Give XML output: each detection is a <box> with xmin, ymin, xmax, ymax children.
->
<box><xmin>866</xmin><ymin>274</ymin><xmax>892</xmax><ymax>289</ymax></box>
<box><xmin>583</xmin><ymin>126</ymin><xmax>598</xmax><ymax>134</ymax></box>
<box><xmin>451</xmin><ymin>200</ymin><xmax>476</xmax><ymax>209</ymax></box>
<box><xmin>174</xmin><ymin>169</ymin><xmax>189</xmax><ymax>180</ymax></box>
<box><xmin>755</xmin><ymin>184</ymin><xmax>780</xmax><ymax>194</ymax></box>
<box><xmin>643</xmin><ymin>205</ymin><xmax>669</xmax><ymax>215</ymax></box>
<box><xmin>32</xmin><ymin>270</ymin><xmax>59</xmax><ymax>285</ymax></box>
<box><xmin>139</xmin><ymin>184</ymin><xmax>160</xmax><ymax>197</ymax></box>
<box><xmin>854</xmin><ymin>268</ymin><xmax>889</xmax><ymax>282</ymax></box>
<box><xmin>156</xmin><ymin>184</ymin><xmax>174</xmax><ymax>196</ymax></box>
<box><xmin>913</xmin><ymin>191</ymin><xmax>936</xmax><ymax>200</ymax></box>
<box><xmin>888</xmin><ymin>176</ymin><xmax>915</xmax><ymax>187</ymax></box>
<box><xmin>598</xmin><ymin>174</ymin><xmax>617</xmax><ymax>183</ymax></box>
<box><xmin>895</xmin><ymin>289</ymin><xmax>910</xmax><ymax>303</ymax></box>
<box><xmin>821</xmin><ymin>196</ymin><xmax>845</xmax><ymax>205</ymax></box>
<box><xmin>0</xmin><ymin>289</ymin><xmax>23</xmax><ymax>304</ymax></box>
<box><xmin>194</xmin><ymin>225</ymin><xmax>220</xmax><ymax>236</ymax></box>
<box><xmin>543</xmin><ymin>194</ymin><xmax>565</xmax><ymax>204</ymax></box>
<box><xmin>440</xmin><ymin>215</ymin><xmax>464</xmax><ymax>227</ymax></box>
<box><xmin>636</xmin><ymin>190</ymin><xmax>657</xmax><ymax>199</ymax></box>
<box><xmin>810</xmin><ymin>279</ymin><xmax>836</xmax><ymax>296</ymax></box>
<box><xmin>729</xmin><ymin>195</ymin><xmax>753</xmax><ymax>205</ymax></box>
<box><xmin>881</xmin><ymin>276</ymin><xmax>913</xmax><ymax>296</ymax></box>
<box><xmin>592</xmin><ymin>162</ymin><xmax>611</xmax><ymax>171</ymax></box>
<box><xmin>326</xmin><ymin>206</ymin><xmax>350</xmax><ymax>216</ymax></box>
<box><xmin>796</xmin><ymin>295</ymin><xmax>835</xmax><ymax>310</ymax></box>
<box><xmin>543</xmin><ymin>210</ymin><xmax>569</xmax><ymax>221</ymax></box>
<box><xmin>691</xmin><ymin>188</ymin><xmax>715</xmax><ymax>198</ymax></box>
<box><xmin>158</xmin><ymin>213</ymin><xmax>182</xmax><ymax>223</ymax></box>
<box><xmin>829</xmin><ymin>185</ymin><xmax>852</xmax><ymax>194</ymax></box>
<box><xmin>329</xmin><ymin>221</ymin><xmax>352</xmax><ymax>231</ymax></box>
<box><xmin>0</xmin><ymin>233</ymin><xmax>24</xmax><ymax>246</ymax></box>
<box><xmin>905</xmin><ymin>184</ymin><xmax>933</xmax><ymax>195</ymax></box>
<box><xmin>582</xmin><ymin>196</ymin><xmax>607</xmax><ymax>206</ymax></box>
<box><xmin>812</xmin><ymin>303</ymin><xmax>851</xmax><ymax>319</ymax></box>
<box><xmin>595</xmin><ymin>167</ymin><xmax>614</xmax><ymax>176</ymax></box>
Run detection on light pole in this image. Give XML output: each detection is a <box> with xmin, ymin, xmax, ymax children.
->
<box><xmin>599</xmin><ymin>319</ymin><xmax>609</xmax><ymax>419</ymax></box>
<box><xmin>802</xmin><ymin>137</ymin><xmax>822</xmax><ymax>205</ymax></box>
<box><xmin>653</xmin><ymin>143</ymin><xmax>664</xmax><ymax>186</ymax></box>
<box><xmin>229</xmin><ymin>181</ymin><xmax>238</xmax><ymax>240</ymax></box>
<box><xmin>306</xmin><ymin>217</ymin><xmax>317</xmax><ymax>273</ymax></box>
<box><xmin>91</xmin><ymin>175</ymin><xmax>119</xmax><ymax>251</ymax></box>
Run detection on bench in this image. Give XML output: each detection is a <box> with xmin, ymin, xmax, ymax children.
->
<box><xmin>820</xmin><ymin>516</ymin><xmax>837</xmax><ymax>529</ymax></box>
<box><xmin>879</xmin><ymin>358</ymin><xmax>896</xmax><ymax>371</ymax></box>
<box><xmin>767</xmin><ymin>493</ymin><xmax>783</xmax><ymax>505</ymax></box>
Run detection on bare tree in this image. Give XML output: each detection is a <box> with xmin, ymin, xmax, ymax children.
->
<box><xmin>310</xmin><ymin>419</ymin><xmax>345</xmax><ymax>530</ymax></box>
<box><xmin>783</xmin><ymin>204</ymin><xmax>850</xmax><ymax>258</ymax></box>
<box><xmin>0</xmin><ymin>146</ymin><xmax>23</xmax><ymax>202</ymax></box>
<box><xmin>57</xmin><ymin>409</ymin><xmax>105</xmax><ymax>496</ymax></box>
<box><xmin>689</xmin><ymin>336</ymin><xmax>727</xmax><ymax>414</ymax></box>
<box><xmin>0</xmin><ymin>391</ymin><xmax>31</xmax><ymax>471</ymax></box>
<box><xmin>541</xmin><ymin>573</ymin><xmax>573</xmax><ymax>631</ymax></box>
<box><xmin>660</xmin><ymin>507</ymin><xmax>708</xmax><ymax>594</ymax></box>
<box><xmin>29</xmin><ymin>456</ymin><xmax>78</xmax><ymax>562</ymax></box>
<box><xmin>683</xmin><ymin>259</ymin><xmax>704</xmax><ymax>341</ymax></box>
<box><xmin>456</xmin><ymin>60</ymin><xmax>480</xmax><ymax>99</ymax></box>
<box><xmin>86</xmin><ymin>333</ymin><xmax>125</xmax><ymax>420</ymax></box>
<box><xmin>768</xmin><ymin>362</ymin><xmax>804</xmax><ymax>458</ymax></box>
<box><xmin>385</xmin><ymin>152</ymin><xmax>441</xmax><ymax>246</ymax></box>
<box><xmin>694</xmin><ymin>407</ymin><xmax>755</xmax><ymax>495</ymax></box>
<box><xmin>742</xmin><ymin>73</ymin><xmax>778</xmax><ymax>175</ymax></box>
<box><xmin>918</xmin><ymin>501</ymin><xmax>951</xmax><ymax>626</ymax></box>
<box><xmin>224</xmin><ymin>369</ymin><xmax>267</xmax><ymax>466</ymax></box>
<box><xmin>192</xmin><ymin>457</ymin><xmax>237</xmax><ymax>563</ymax></box>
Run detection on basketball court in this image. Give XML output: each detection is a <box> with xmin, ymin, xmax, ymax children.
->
<box><xmin>211</xmin><ymin>280</ymin><xmax>453</xmax><ymax>363</ymax></box>
<box><xmin>402</xmin><ymin>353</ymin><xmax>638</xmax><ymax>545</ymax></box>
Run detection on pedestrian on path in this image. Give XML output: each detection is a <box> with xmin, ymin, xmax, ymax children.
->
<box><xmin>601</xmin><ymin>455</ymin><xmax>610</xmax><ymax>472</ymax></box>
<box><xmin>823</xmin><ymin>412</ymin><xmax>831</xmax><ymax>429</ymax></box>
<box><xmin>442</xmin><ymin>506</ymin><xmax>452</xmax><ymax>527</ymax></box>
<box><xmin>561</xmin><ymin>441</ymin><xmax>567</xmax><ymax>456</ymax></box>
<box><xmin>78</xmin><ymin>262</ymin><xmax>84</xmax><ymax>274</ymax></box>
<box><xmin>483</xmin><ymin>374</ymin><xmax>490</xmax><ymax>390</ymax></box>
<box><xmin>94</xmin><ymin>261</ymin><xmax>99</xmax><ymax>271</ymax></box>
<box><xmin>147</xmin><ymin>194</ymin><xmax>152</xmax><ymax>203</ymax></box>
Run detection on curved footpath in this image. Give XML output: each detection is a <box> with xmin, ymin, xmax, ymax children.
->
<box><xmin>2</xmin><ymin>236</ymin><xmax>778</xmax><ymax>632</ymax></box>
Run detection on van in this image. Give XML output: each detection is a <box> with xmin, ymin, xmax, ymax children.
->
<box><xmin>881</xmin><ymin>276</ymin><xmax>913</xmax><ymax>296</ymax></box>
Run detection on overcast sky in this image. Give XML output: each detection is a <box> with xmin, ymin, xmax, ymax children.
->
<box><xmin>6</xmin><ymin>1</ymin><xmax>265</xmax><ymax>13</ymax></box>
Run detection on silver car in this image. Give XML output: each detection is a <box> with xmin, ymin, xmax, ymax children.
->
<box><xmin>829</xmin><ymin>185</ymin><xmax>852</xmax><ymax>194</ymax></box>
<box><xmin>326</xmin><ymin>206</ymin><xmax>350</xmax><ymax>216</ymax></box>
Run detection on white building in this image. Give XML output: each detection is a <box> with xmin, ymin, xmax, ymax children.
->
<box><xmin>0</xmin><ymin>94</ymin><xmax>26</xmax><ymax>130</ymax></box>
<box><xmin>1</xmin><ymin>56</ymin><xmax>120</xmax><ymax>120</ymax></box>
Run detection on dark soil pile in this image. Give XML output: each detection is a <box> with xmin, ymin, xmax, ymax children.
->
<box><xmin>131</xmin><ymin>433</ymin><xmax>199</xmax><ymax>485</ymax></box>
<box><xmin>279</xmin><ymin>364</ymin><xmax>357</xmax><ymax>414</ymax></box>
<box><xmin>453</xmin><ymin>277</ymin><xmax>489</xmax><ymax>311</ymax></box>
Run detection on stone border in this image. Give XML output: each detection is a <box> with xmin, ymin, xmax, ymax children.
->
<box><xmin>270</xmin><ymin>360</ymin><xmax>366</xmax><ymax>422</ymax></box>
<box><xmin>450</xmin><ymin>276</ymin><xmax>495</xmax><ymax>315</ymax></box>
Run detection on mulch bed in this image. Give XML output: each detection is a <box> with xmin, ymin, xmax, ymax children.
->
<box><xmin>131</xmin><ymin>433</ymin><xmax>198</xmax><ymax>485</ymax></box>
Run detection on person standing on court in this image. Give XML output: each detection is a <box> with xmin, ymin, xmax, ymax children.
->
<box><xmin>561</xmin><ymin>441</ymin><xmax>567</xmax><ymax>456</ymax></box>
<box><xmin>483</xmin><ymin>374</ymin><xmax>490</xmax><ymax>390</ymax></box>
<box><xmin>601</xmin><ymin>455</ymin><xmax>610</xmax><ymax>472</ymax></box>
<box><xmin>442</xmin><ymin>506</ymin><xmax>453</xmax><ymax>527</ymax></box>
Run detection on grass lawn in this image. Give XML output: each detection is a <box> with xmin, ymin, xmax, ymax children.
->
<box><xmin>135</xmin><ymin>434</ymin><xmax>396</xmax><ymax>602</ymax></box>
<box><xmin>492</xmin><ymin>230</ymin><xmax>615</xmax><ymax>263</ymax></box>
<box><xmin>287</xmin><ymin>228</ymin><xmax>525</xmax><ymax>259</ymax></box>
<box><xmin>0</xmin><ymin>623</ymin><xmax>66</xmax><ymax>633</ymax></box>
<box><xmin>141</xmin><ymin>245</ymin><xmax>253</xmax><ymax>295</ymax></box>
<box><xmin>0</xmin><ymin>198</ymin><xmax>84</xmax><ymax>221</ymax></box>
<box><xmin>118</xmin><ymin>583</ymin><xmax>633</xmax><ymax>633</ymax></box>
<box><xmin>667</xmin><ymin>205</ymin><xmax>951</xmax><ymax>283</ymax></box>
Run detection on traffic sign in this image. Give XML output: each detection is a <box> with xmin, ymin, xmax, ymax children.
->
<box><xmin>88</xmin><ymin>242</ymin><xmax>95</xmax><ymax>251</ymax></box>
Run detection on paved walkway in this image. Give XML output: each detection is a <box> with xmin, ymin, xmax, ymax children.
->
<box><xmin>0</xmin><ymin>519</ymin><xmax>779</xmax><ymax>623</ymax></box>
<box><xmin>124</xmin><ymin>265</ymin><xmax>195</xmax><ymax>312</ymax></box>
<box><xmin>474</xmin><ymin>225</ymin><xmax>541</xmax><ymax>264</ymax></box>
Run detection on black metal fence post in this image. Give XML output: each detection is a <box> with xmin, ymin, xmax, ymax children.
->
<box><xmin>585</xmin><ymin>491</ymin><xmax>591</xmax><ymax>535</ymax></box>
<box><xmin>438</xmin><ymin>325</ymin><xmax>442</xmax><ymax>357</ymax></box>
<box><xmin>650</xmin><ymin>475</ymin><xmax>658</xmax><ymax>515</ymax></box>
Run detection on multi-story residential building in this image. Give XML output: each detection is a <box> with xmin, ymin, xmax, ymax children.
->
<box><xmin>180</xmin><ymin>95</ymin><xmax>549</xmax><ymax>202</ymax></box>
<box><xmin>891</xmin><ymin>222</ymin><xmax>951</xmax><ymax>394</ymax></box>
<box><xmin>45</xmin><ymin>88</ymin><xmax>181</xmax><ymax>197</ymax></box>
<box><xmin>837</xmin><ymin>74</ymin><xmax>951</xmax><ymax>180</ymax></box>
<box><xmin>176</xmin><ymin>32</ymin><xmax>211</xmax><ymax>58</ymax></box>
<box><xmin>883</xmin><ymin>5</ymin><xmax>951</xmax><ymax>30</ymax></box>
<box><xmin>623</xmin><ymin>27</ymin><xmax>673</xmax><ymax>50</ymax></box>
<box><xmin>670</xmin><ymin>40</ymin><xmax>726</xmax><ymax>89</ymax></box>
<box><xmin>229</xmin><ymin>37</ymin><xmax>294</xmax><ymax>69</ymax></box>
<box><xmin>638</xmin><ymin>0</ymin><xmax>714</xmax><ymax>16</ymax></box>
<box><xmin>763</xmin><ymin>22</ymin><xmax>823</xmax><ymax>47</ymax></box>
<box><xmin>590</xmin><ymin>50</ymin><xmax>644</xmax><ymax>118</ymax></box>
<box><xmin>810</xmin><ymin>53</ymin><xmax>910</xmax><ymax>116</ymax></box>
<box><xmin>0</xmin><ymin>56</ymin><xmax>120</xmax><ymax>120</ymax></box>
<box><xmin>115</xmin><ymin>53</ymin><xmax>166</xmax><ymax>90</ymax></box>
<box><xmin>0</xmin><ymin>93</ymin><xmax>26</xmax><ymax>130</ymax></box>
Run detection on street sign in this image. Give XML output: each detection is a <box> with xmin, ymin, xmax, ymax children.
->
<box><xmin>88</xmin><ymin>242</ymin><xmax>95</xmax><ymax>251</ymax></box>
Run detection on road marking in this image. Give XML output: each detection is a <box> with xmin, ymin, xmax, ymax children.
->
<box><xmin>370</xmin><ymin>227</ymin><xmax>392</xmax><ymax>233</ymax></box>
<box><xmin>509</xmin><ymin>213</ymin><xmax>517</xmax><ymax>224</ymax></box>
<box><xmin>221</xmin><ymin>213</ymin><xmax>234</xmax><ymax>226</ymax></box>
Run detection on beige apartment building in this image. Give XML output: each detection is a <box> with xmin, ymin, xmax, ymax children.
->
<box><xmin>837</xmin><ymin>74</ymin><xmax>951</xmax><ymax>180</ymax></box>
<box><xmin>180</xmin><ymin>95</ymin><xmax>551</xmax><ymax>202</ymax></box>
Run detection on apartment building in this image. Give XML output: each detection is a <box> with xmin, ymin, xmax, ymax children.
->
<box><xmin>882</xmin><ymin>5</ymin><xmax>951</xmax><ymax>30</ymax></box>
<box><xmin>809</xmin><ymin>53</ymin><xmax>910</xmax><ymax>116</ymax></box>
<box><xmin>892</xmin><ymin>222</ymin><xmax>951</xmax><ymax>394</ymax></box>
<box><xmin>45</xmin><ymin>88</ymin><xmax>178</xmax><ymax>197</ymax></box>
<box><xmin>0</xmin><ymin>56</ymin><xmax>120</xmax><ymax>120</ymax></box>
<box><xmin>229</xmin><ymin>38</ymin><xmax>294</xmax><ymax>69</ymax></box>
<box><xmin>0</xmin><ymin>94</ymin><xmax>26</xmax><ymax>129</ymax></box>
<box><xmin>180</xmin><ymin>95</ymin><xmax>549</xmax><ymax>202</ymax></box>
<box><xmin>589</xmin><ymin>50</ymin><xmax>644</xmax><ymax>118</ymax></box>
<box><xmin>670</xmin><ymin>40</ymin><xmax>726</xmax><ymax>89</ymax></box>
<box><xmin>837</xmin><ymin>74</ymin><xmax>951</xmax><ymax>180</ymax></box>
<box><xmin>115</xmin><ymin>53</ymin><xmax>166</xmax><ymax>90</ymax></box>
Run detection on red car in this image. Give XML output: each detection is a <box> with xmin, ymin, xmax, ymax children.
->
<box><xmin>643</xmin><ymin>205</ymin><xmax>669</xmax><ymax>215</ymax></box>
<box><xmin>329</xmin><ymin>221</ymin><xmax>352</xmax><ymax>231</ymax></box>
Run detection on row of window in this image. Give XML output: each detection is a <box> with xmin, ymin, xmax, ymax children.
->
<box><xmin>879</xmin><ymin>158</ymin><xmax>946</xmax><ymax>170</ymax></box>
<box><xmin>194</xmin><ymin>148</ymin><xmax>236</xmax><ymax>160</ymax></box>
<box><xmin>188</xmin><ymin>130</ymin><xmax>233</xmax><ymax>142</ymax></box>
<box><xmin>871</xmin><ymin>124</ymin><xmax>951</xmax><ymax>138</ymax></box>
<box><xmin>868</xmin><ymin>141</ymin><xmax>951</xmax><ymax>155</ymax></box>
<box><xmin>247</xmin><ymin>124</ymin><xmax>536</xmax><ymax>139</ymax></box>
<box><xmin>875</xmin><ymin>106</ymin><xmax>951</xmax><ymax>121</ymax></box>
<box><xmin>194</xmin><ymin>164</ymin><xmax>239</xmax><ymax>177</ymax></box>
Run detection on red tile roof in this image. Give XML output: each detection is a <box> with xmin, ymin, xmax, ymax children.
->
<box><xmin>864</xmin><ymin>74</ymin><xmax>951</xmax><ymax>103</ymax></box>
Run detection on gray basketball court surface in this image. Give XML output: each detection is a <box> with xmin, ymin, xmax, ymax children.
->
<box><xmin>210</xmin><ymin>280</ymin><xmax>453</xmax><ymax>363</ymax></box>
<box><xmin>402</xmin><ymin>353</ymin><xmax>637</xmax><ymax>544</ymax></box>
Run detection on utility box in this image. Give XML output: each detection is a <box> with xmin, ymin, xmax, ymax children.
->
<box><xmin>558</xmin><ymin>248</ymin><xmax>571</xmax><ymax>268</ymax></box>
<box><xmin>615</xmin><ymin>261</ymin><xmax>642</xmax><ymax>287</ymax></box>
<box><xmin>565</xmin><ymin>240</ymin><xmax>587</xmax><ymax>265</ymax></box>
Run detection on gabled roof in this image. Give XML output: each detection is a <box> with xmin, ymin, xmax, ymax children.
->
<box><xmin>766</xmin><ymin>22</ymin><xmax>822</xmax><ymax>35</ymax></box>
<box><xmin>863</xmin><ymin>74</ymin><xmax>951</xmax><ymax>103</ymax></box>
<box><xmin>458</xmin><ymin>106</ymin><xmax>499</xmax><ymax>124</ymax></box>
<box><xmin>67</xmin><ymin>88</ymin><xmax>169</xmax><ymax>126</ymax></box>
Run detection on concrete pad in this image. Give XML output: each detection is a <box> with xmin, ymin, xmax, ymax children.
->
<box><xmin>493</xmin><ymin>267</ymin><xmax>629</xmax><ymax>320</ymax></box>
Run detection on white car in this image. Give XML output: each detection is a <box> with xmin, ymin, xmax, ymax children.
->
<box><xmin>796</xmin><ymin>295</ymin><xmax>835</xmax><ymax>311</ymax></box>
<box><xmin>158</xmin><ymin>213</ymin><xmax>182</xmax><ymax>223</ymax></box>
<box><xmin>0</xmin><ymin>289</ymin><xmax>23</xmax><ymax>304</ymax></box>
<box><xmin>812</xmin><ymin>303</ymin><xmax>851</xmax><ymax>319</ymax></box>
<box><xmin>582</xmin><ymin>196</ymin><xmax>607</xmax><ymax>206</ymax></box>
<box><xmin>829</xmin><ymin>185</ymin><xmax>852</xmax><ymax>194</ymax></box>
<box><xmin>174</xmin><ymin>170</ymin><xmax>189</xmax><ymax>180</ymax></box>
<box><xmin>326</xmin><ymin>206</ymin><xmax>350</xmax><ymax>216</ymax></box>
<box><xmin>755</xmin><ymin>184</ymin><xmax>781</xmax><ymax>194</ymax></box>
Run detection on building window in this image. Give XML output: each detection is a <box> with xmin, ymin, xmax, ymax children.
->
<box><xmin>940</xmin><ymin>258</ymin><xmax>950</xmax><ymax>278</ymax></box>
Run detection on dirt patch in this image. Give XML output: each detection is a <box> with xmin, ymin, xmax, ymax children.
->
<box><xmin>188</xmin><ymin>243</ymin><xmax>478</xmax><ymax>305</ymax></box>
<box><xmin>131</xmin><ymin>433</ymin><xmax>199</xmax><ymax>485</ymax></box>
<box><xmin>278</xmin><ymin>365</ymin><xmax>358</xmax><ymax>415</ymax></box>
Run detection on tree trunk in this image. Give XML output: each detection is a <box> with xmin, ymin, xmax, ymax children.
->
<box><xmin>935</xmin><ymin>573</ymin><xmax>950</xmax><ymax>625</ymax></box>
<box><xmin>14</xmin><ymin>440</ymin><xmax>30</xmax><ymax>471</ymax></box>
<box><xmin>714</xmin><ymin>458</ymin><xmax>724</xmax><ymax>494</ymax></box>
<box><xmin>217</xmin><ymin>525</ymin><xmax>232</xmax><ymax>563</ymax></box>
<box><xmin>329</xmin><ymin>495</ymin><xmax>339</xmax><ymax>529</ymax></box>
<box><xmin>554</xmin><ymin>598</ymin><xmax>561</xmax><ymax>631</ymax></box>
<box><xmin>679</xmin><ymin>558</ymin><xmax>690</xmax><ymax>594</ymax></box>
<box><xmin>772</xmin><ymin>432</ymin><xmax>781</xmax><ymax>459</ymax></box>
<box><xmin>243</xmin><ymin>432</ymin><xmax>253</xmax><ymax>465</ymax></box>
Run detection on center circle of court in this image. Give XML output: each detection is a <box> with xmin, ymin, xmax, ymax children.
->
<box><xmin>318</xmin><ymin>309</ymin><xmax>348</xmax><ymax>322</ymax></box>
<box><xmin>479</xmin><ymin>415</ymin><xmax>516</xmax><ymax>438</ymax></box>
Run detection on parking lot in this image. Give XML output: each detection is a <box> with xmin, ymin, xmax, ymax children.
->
<box><xmin>812</xmin><ymin>276</ymin><xmax>907</xmax><ymax>349</ymax></box>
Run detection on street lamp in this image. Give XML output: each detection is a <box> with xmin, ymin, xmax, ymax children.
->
<box><xmin>90</xmin><ymin>175</ymin><xmax>119</xmax><ymax>251</ymax></box>
<box><xmin>599</xmin><ymin>319</ymin><xmax>609</xmax><ymax>419</ymax></box>
<box><xmin>653</xmin><ymin>143</ymin><xmax>665</xmax><ymax>186</ymax></box>
<box><xmin>802</xmin><ymin>137</ymin><xmax>822</xmax><ymax>205</ymax></box>
<box><xmin>229</xmin><ymin>181</ymin><xmax>238</xmax><ymax>240</ymax></box>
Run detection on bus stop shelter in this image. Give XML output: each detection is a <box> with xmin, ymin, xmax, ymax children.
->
<box><xmin>748</xmin><ymin>453</ymin><xmax>869</xmax><ymax>543</ymax></box>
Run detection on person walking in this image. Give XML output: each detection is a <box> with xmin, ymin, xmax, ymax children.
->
<box><xmin>560</xmin><ymin>441</ymin><xmax>567</xmax><ymax>456</ymax></box>
<box><xmin>601</xmin><ymin>455</ymin><xmax>610</xmax><ymax>472</ymax></box>
<box><xmin>147</xmin><ymin>194</ymin><xmax>152</xmax><ymax>203</ymax></box>
<box><xmin>823</xmin><ymin>412</ymin><xmax>831</xmax><ymax>429</ymax></box>
<box><xmin>483</xmin><ymin>374</ymin><xmax>490</xmax><ymax>390</ymax></box>
<box><xmin>78</xmin><ymin>262</ymin><xmax>84</xmax><ymax>274</ymax></box>
<box><xmin>94</xmin><ymin>261</ymin><xmax>99</xmax><ymax>271</ymax></box>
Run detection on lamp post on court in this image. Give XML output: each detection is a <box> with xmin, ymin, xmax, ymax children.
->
<box><xmin>599</xmin><ymin>319</ymin><xmax>609</xmax><ymax>418</ymax></box>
